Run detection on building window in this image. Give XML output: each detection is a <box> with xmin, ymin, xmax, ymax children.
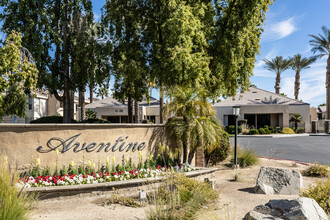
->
<box><xmin>34</xmin><ymin>98</ymin><xmax>40</xmax><ymax>112</ymax></box>
<box><xmin>28</xmin><ymin>98</ymin><xmax>33</xmax><ymax>110</ymax></box>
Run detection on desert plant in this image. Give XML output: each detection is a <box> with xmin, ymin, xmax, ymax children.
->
<box><xmin>289</xmin><ymin>113</ymin><xmax>303</xmax><ymax>132</ymax></box>
<box><xmin>263</xmin><ymin>56</ymin><xmax>292</xmax><ymax>94</ymax></box>
<box><xmin>147</xmin><ymin>174</ymin><xmax>218</xmax><ymax>220</ymax></box>
<box><xmin>282</xmin><ymin>127</ymin><xmax>295</xmax><ymax>134</ymax></box>
<box><xmin>231</xmin><ymin>147</ymin><xmax>259</xmax><ymax>168</ymax></box>
<box><xmin>302</xmin><ymin>163</ymin><xmax>329</xmax><ymax>177</ymax></box>
<box><xmin>0</xmin><ymin>159</ymin><xmax>36</xmax><ymax>220</ymax></box>
<box><xmin>300</xmin><ymin>178</ymin><xmax>330</xmax><ymax>213</ymax></box>
<box><xmin>248</xmin><ymin>129</ymin><xmax>259</xmax><ymax>135</ymax></box>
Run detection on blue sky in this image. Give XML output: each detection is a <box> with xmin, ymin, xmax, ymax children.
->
<box><xmin>253</xmin><ymin>0</ymin><xmax>330</xmax><ymax>107</ymax></box>
<box><xmin>1</xmin><ymin>1</ymin><xmax>329</xmax><ymax>107</ymax></box>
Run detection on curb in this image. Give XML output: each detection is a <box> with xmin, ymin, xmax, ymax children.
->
<box><xmin>257</xmin><ymin>156</ymin><xmax>313</xmax><ymax>166</ymax></box>
<box><xmin>231</xmin><ymin>134</ymin><xmax>310</xmax><ymax>138</ymax></box>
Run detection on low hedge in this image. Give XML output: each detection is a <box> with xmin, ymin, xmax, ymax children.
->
<box><xmin>30</xmin><ymin>116</ymin><xmax>110</xmax><ymax>124</ymax></box>
<box><xmin>80</xmin><ymin>118</ymin><xmax>110</xmax><ymax>123</ymax></box>
<box><xmin>30</xmin><ymin>116</ymin><xmax>77</xmax><ymax>124</ymax></box>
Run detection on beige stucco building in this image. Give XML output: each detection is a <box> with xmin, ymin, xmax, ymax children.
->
<box><xmin>85</xmin><ymin>96</ymin><xmax>161</xmax><ymax>123</ymax></box>
<box><xmin>1</xmin><ymin>90</ymin><xmax>91</xmax><ymax>123</ymax></box>
<box><xmin>213</xmin><ymin>87</ymin><xmax>311</xmax><ymax>132</ymax></box>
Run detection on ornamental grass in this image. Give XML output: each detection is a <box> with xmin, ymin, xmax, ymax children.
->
<box><xmin>147</xmin><ymin>174</ymin><xmax>218</xmax><ymax>220</ymax></box>
<box><xmin>230</xmin><ymin>147</ymin><xmax>259</xmax><ymax>168</ymax></box>
<box><xmin>0</xmin><ymin>158</ymin><xmax>36</xmax><ymax>220</ymax></box>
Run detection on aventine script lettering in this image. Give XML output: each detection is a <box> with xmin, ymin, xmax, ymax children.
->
<box><xmin>36</xmin><ymin>134</ymin><xmax>146</xmax><ymax>153</ymax></box>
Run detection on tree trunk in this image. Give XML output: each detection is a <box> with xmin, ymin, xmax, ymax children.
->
<box><xmin>79</xmin><ymin>90</ymin><xmax>85</xmax><ymax>121</ymax></box>
<box><xmin>62</xmin><ymin>3</ymin><xmax>71</xmax><ymax>123</ymax></box>
<box><xmin>275</xmin><ymin>72</ymin><xmax>281</xmax><ymax>94</ymax></box>
<box><xmin>159</xmin><ymin>85</ymin><xmax>164</xmax><ymax>124</ymax></box>
<box><xmin>294</xmin><ymin>70</ymin><xmax>300</xmax><ymax>100</ymax></box>
<box><xmin>187</xmin><ymin>150</ymin><xmax>194</xmax><ymax>165</ymax></box>
<box><xmin>134</xmin><ymin>100</ymin><xmax>139</xmax><ymax>123</ymax></box>
<box><xmin>128</xmin><ymin>95</ymin><xmax>133</xmax><ymax>123</ymax></box>
<box><xmin>326</xmin><ymin>55</ymin><xmax>330</xmax><ymax>120</ymax></box>
<box><xmin>182</xmin><ymin>143</ymin><xmax>188</xmax><ymax>164</ymax></box>
<box><xmin>89</xmin><ymin>84</ymin><xmax>94</xmax><ymax>103</ymax></box>
<box><xmin>70</xmin><ymin>90</ymin><xmax>75</xmax><ymax>120</ymax></box>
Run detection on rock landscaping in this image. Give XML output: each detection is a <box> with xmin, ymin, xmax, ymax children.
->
<box><xmin>255</xmin><ymin>166</ymin><xmax>303</xmax><ymax>195</ymax></box>
<box><xmin>244</xmin><ymin>197</ymin><xmax>329</xmax><ymax>220</ymax></box>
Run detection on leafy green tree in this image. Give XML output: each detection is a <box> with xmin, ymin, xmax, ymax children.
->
<box><xmin>289</xmin><ymin>54</ymin><xmax>316</xmax><ymax>100</ymax></box>
<box><xmin>0</xmin><ymin>31</ymin><xmax>38</xmax><ymax>120</ymax></box>
<box><xmin>263</xmin><ymin>56</ymin><xmax>291</xmax><ymax>94</ymax></box>
<box><xmin>289</xmin><ymin>113</ymin><xmax>303</xmax><ymax>132</ymax></box>
<box><xmin>310</xmin><ymin>26</ymin><xmax>330</xmax><ymax>119</ymax></box>
<box><xmin>208</xmin><ymin>0</ymin><xmax>274</xmax><ymax>98</ymax></box>
<box><xmin>1</xmin><ymin>0</ymin><xmax>109</xmax><ymax>123</ymax></box>
<box><xmin>103</xmin><ymin>0</ymin><xmax>149</xmax><ymax>123</ymax></box>
<box><xmin>144</xmin><ymin>0</ymin><xmax>211</xmax><ymax>123</ymax></box>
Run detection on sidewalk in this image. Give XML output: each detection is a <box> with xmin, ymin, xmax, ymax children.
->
<box><xmin>236</xmin><ymin>134</ymin><xmax>310</xmax><ymax>138</ymax></box>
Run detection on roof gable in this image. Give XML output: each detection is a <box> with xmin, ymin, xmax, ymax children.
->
<box><xmin>213</xmin><ymin>87</ymin><xmax>309</xmax><ymax>107</ymax></box>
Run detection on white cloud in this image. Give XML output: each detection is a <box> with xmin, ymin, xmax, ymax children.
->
<box><xmin>262</xmin><ymin>17</ymin><xmax>298</xmax><ymax>42</ymax></box>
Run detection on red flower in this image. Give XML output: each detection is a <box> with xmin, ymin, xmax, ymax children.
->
<box><xmin>113</xmin><ymin>172</ymin><xmax>117</xmax><ymax>176</ymax></box>
<box><xmin>157</xmin><ymin>165</ymin><xmax>161</xmax><ymax>169</ymax></box>
<box><xmin>106</xmin><ymin>172</ymin><xmax>109</xmax><ymax>176</ymax></box>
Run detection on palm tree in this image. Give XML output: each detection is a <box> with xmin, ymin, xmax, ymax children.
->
<box><xmin>289</xmin><ymin>113</ymin><xmax>303</xmax><ymax>132</ymax></box>
<box><xmin>289</xmin><ymin>54</ymin><xmax>316</xmax><ymax>100</ymax></box>
<box><xmin>166</xmin><ymin>86</ymin><xmax>217</xmax><ymax>164</ymax></box>
<box><xmin>263</xmin><ymin>56</ymin><xmax>291</xmax><ymax>94</ymax></box>
<box><xmin>310</xmin><ymin>26</ymin><xmax>330</xmax><ymax>119</ymax></box>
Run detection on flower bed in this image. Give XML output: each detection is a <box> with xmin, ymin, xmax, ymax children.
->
<box><xmin>18</xmin><ymin>165</ymin><xmax>195</xmax><ymax>188</ymax></box>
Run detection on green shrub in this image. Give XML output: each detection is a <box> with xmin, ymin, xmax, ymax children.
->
<box><xmin>204</xmin><ymin>130</ymin><xmax>230</xmax><ymax>166</ymax></box>
<box><xmin>258</xmin><ymin>128</ymin><xmax>266</xmax><ymax>134</ymax></box>
<box><xmin>80</xmin><ymin>118</ymin><xmax>110</xmax><ymax>123</ymax></box>
<box><xmin>274</xmin><ymin>127</ymin><xmax>282</xmax><ymax>133</ymax></box>
<box><xmin>226</xmin><ymin>125</ymin><xmax>242</xmax><ymax>134</ymax></box>
<box><xmin>85</xmin><ymin>109</ymin><xmax>97</xmax><ymax>119</ymax></box>
<box><xmin>282</xmin><ymin>127</ymin><xmax>295</xmax><ymax>134</ymax></box>
<box><xmin>302</xmin><ymin>163</ymin><xmax>329</xmax><ymax>177</ymax></box>
<box><xmin>231</xmin><ymin>147</ymin><xmax>259</xmax><ymax>168</ymax></box>
<box><xmin>0</xmin><ymin>160</ymin><xmax>36</xmax><ymax>220</ymax></box>
<box><xmin>248</xmin><ymin>129</ymin><xmax>259</xmax><ymax>135</ymax></box>
<box><xmin>263</xmin><ymin>126</ymin><xmax>272</xmax><ymax>134</ymax></box>
<box><xmin>296</xmin><ymin>128</ymin><xmax>305</xmax><ymax>134</ymax></box>
<box><xmin>147</xmin><ymin>174</ymin><xmax>218</xmax><ymax>219</ymax></box>
<box><xmin>300</xmin><ymin>178</ymin><xmax>330</xmax><ymax>214</ymax></box>
<box><xmin>30</xmin><ymin>116</ymin><xmax>77</xmax><ymax>123</ymax></box>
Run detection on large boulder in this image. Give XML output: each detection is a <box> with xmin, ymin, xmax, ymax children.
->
<box><xmin>255</xmin><ymin>167</ymin><xmax>302</xmax><ymax>195</ymax></box>
<box><xmin>244</xmin><ymin>197</ymin><xmax>328</xmax><ymax>220</ymax></box>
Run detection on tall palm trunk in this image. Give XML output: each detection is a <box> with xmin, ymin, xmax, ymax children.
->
<box><xmin>275</xmin><ymin>72</ymin><xmax>281</xmax><ymax>94</ymax></box>
<box><xmin>327</xmin><ymin>56</ymin><xmax>330</xmax><ymax>119</ymax></box>
<box><xmin>89</xmin><ymin>84</ymin><xmax>94</xmax><ymax>103</ymax></box>
<box><xmin>134</xmin><ymin>100</ymin><xmax>139</xmax><ymax>123</ymax></box>
<box><xmin>294</xmin><ymin>70</ymin><xmax>300</xmax><ymax>99</ymax></box>
<box><xmin>128</xmin><ymin>95</ymin><xmax>133</xmax><ymax>123</ymax></box>
<box><xmin>79</xmin><ymin>90</ymin><xmax>85</xmax><ymax>120</ymax></box>
<box><xmin>159</xmin><ymin>85</ymin><xmax>164</xmax><ymax>124</ymax></box>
